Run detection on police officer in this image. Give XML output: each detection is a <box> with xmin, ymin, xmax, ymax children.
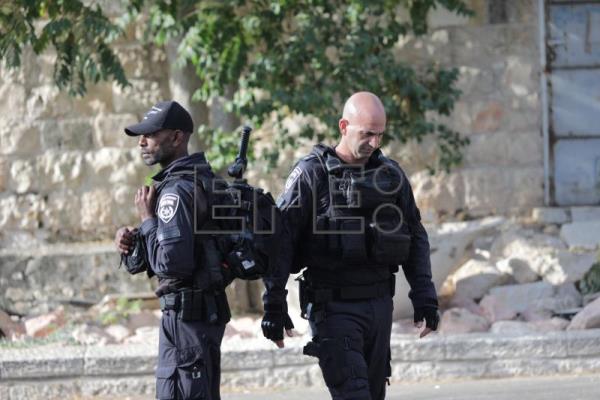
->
<box><xmin>114</xmin><ymin>100</ymin><xmax>229</xmax><ymax>400</ymax></box>
<box><xmin>261</xmin><ymin>92</ymin><xmax>439</xmax><ymax>400</ymax></box>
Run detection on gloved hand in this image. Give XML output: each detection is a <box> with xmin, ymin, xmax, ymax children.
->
<box><xmin>414</xmin><ymin>306</ymin><xmax>440</xmax><ymax>338</ymax></box>
<box><xmin>261</xmin><ymin>302</ymin><xmax>295</xmax><ymax>346</ymax></box>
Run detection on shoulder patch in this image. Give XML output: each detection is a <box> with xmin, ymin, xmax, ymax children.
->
<box><xmin>284</xmin><ymin>166</ymin><xmax>303</xmax><ymax>191</ymax></box>
<box><xmin>157</xmin><ymin>193</ymin><xmax>180</xmax><ymax>224</ymax></box>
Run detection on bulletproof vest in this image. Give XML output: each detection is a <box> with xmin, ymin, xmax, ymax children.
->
<box><xmin>299</xmin><ymin>145</ymin><xmax>411</xmax><ymax>272</ymax></box>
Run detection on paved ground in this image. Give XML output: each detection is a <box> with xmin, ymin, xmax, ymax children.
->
<box><xmin>222</xmin><ymin>374</ymin><xmax>600</xmax><ymax>400</ymax></box>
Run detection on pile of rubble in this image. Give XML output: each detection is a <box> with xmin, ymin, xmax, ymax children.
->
<box><xmin>435</xmin><ymin>207</ymin><xmax>600</xmax><ymax>335</ymax></box>
<box><xmin>1</xmin><ymin>207</ymin><xmax>599</xmax><ymax>347</ymax></box>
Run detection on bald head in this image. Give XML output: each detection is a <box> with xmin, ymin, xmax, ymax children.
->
<box><xmin>337</xmin><ymin>92</ymin><xmax>387</xmax><ymax>164</ymax></box>
<box><xmin>342</xmin><ymin>92</ymin><xmax>386</xmax><ymax>126</ymax></box>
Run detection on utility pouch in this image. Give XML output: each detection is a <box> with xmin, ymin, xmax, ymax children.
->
<box><xmin>369</xmin><ymin>225</ymin><xmax>411</xmax><ymax>265</ymax></box>
<box><xmin>179</xmin><ymin>290</ymin><xmax>203</xmax><ymax>322</ymax></box>
<box><xmin>339</xmin><ymin>219</ymin><xmax>369</xmax><ymax>264</ymax></box>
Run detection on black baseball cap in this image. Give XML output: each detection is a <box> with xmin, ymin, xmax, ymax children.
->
<box><xmin>124</xmin><ymin>100</ymin><xmax>194</xmax><ymax>136</ymax></box>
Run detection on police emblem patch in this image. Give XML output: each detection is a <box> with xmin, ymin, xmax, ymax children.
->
<box><xmin>157</xmin><ymin>193</ymin><xmax>180</xmax><ymax>224</ymax></box>
<box><xmin>284</xmin><ymin>166</ymin><xmax>302</xmax><ymax>192</ymax></box>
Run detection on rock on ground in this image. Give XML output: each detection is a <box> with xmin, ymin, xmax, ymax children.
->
<box><xmin>440</xmin><ymin>307</ymin><xmax>490</xmax><ymax>334</ymax></box>
<box><xmin>568</xmin><ymin>296</ymin><xmax>600</xmax><ymax>330</ymax></box>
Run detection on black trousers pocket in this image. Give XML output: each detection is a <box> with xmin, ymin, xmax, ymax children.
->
<box><xmin>177</xmin><ymin>361</ymin><xmax>206</xmax><ymax>399</ymax></box>
<box><xmin>156</xmin><ymin>366</ymin><xmax>177</xmax><ymax>400</ymax></box>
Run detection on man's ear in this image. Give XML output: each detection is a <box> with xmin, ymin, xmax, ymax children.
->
<box><xmin>339</xmin><ymin>119</ymin><xmax>348</xmax><ymax>136</ymax></box>
<box><xmin>172</xmin><ymin>130</ymin><xmax>185</xmax><ymax>147</ymax></box>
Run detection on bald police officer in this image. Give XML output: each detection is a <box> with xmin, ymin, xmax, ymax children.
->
<box><xmin>261</xmin><ymin>92</ymin><xmax>439</xmax><ymax>400</ymax></box>
<box><xmin>115</xmin><ymin>100</ymin><xmax>229</xmax><ymax>400</ymax></box>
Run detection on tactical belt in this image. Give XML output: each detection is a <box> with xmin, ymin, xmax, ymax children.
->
<box><xmin>159</xmin><ymin>289</ymin><xmax>229</xmax><ymax>323</ymax></box>
<box><xmin>310</xmin><ymin>278</ymin><xmax>395</xmax><ymax>303</ymax></box>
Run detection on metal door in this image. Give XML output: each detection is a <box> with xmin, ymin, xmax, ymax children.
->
<box><xmin>546</xmin><ymin>1</ymin><xmax>600</xmax><ymax>205</ymax></box>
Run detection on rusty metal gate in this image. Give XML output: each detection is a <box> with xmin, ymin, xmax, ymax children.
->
<box><xmin>545</xmin><ymin>0</ymin><xmax>600</xmax><ymax>205</ymax></box>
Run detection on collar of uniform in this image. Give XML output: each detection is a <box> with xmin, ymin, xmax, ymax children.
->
<box><xmin>328</xmin><ymin>145</ymin><xmax>384</xmax><ymax>168</ymax></box>
<box><xmin>152</xmin><ymin>152</ymin><xmax>208</xmax><ymax>182</ymax></box>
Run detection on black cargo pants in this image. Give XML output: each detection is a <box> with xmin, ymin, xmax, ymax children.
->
<box><xmin>308</xmin><ymin>295</ymin><xmax>393</xmax><ymax>400</ymax></box>
<box><xmin>156</xmin><ymin>310</ymin><xmax>226</xmax><ymax>400</ymax></box>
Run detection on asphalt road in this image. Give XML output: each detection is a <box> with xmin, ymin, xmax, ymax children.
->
<box><xmin>221</xmin><ymin>374</ymin><xmax>600</xmax><ymax>400</ymax></box>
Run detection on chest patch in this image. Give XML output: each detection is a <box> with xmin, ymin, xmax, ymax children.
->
<box><xmin>157</xmin><ymin>193</ymin><xmax>180</xmax><ymax>224</ymax></box>
<box><xmin>284</xmin><ymin>166</ymin><xmax>303</xmax><ymax>191</ymax></box>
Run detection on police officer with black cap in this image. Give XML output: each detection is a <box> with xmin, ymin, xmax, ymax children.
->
<box><xmin>261</xmin><ymin>92</ymin><xmax>439</xmax><ymax>400</ymax></box>
<box><xmin>115</xmin><ymin>100</ymin><xmax>229</xmax><ymax>400</ymax></box>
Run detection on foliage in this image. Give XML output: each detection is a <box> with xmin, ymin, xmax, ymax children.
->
<box><xmin>2</xmin><ymin>0</ymin><xmax>472</xmax><ymax>172</ymax></box>
<box><xmin>579</xmin><ymin>259</ymin><xmax>600</xmax><ymax>297</ymax></box>
<box><xmin>0</xmin><ymin>0</ymin><xmax>129</xmax><ymax>96</ymax></box>
<box><xmin>98</xmin><ymin>297</ymin><xmax>142</xmax><ymax>326</ymax></box>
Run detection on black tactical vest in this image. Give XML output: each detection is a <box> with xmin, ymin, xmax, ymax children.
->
<box><xmin>299</xmin><ymin>145</ymin><xmax>412</xmax><ymax>273</ymax></box>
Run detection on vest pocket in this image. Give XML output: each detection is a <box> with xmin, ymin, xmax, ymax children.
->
<box><xmin>339</xmin><ymin>219</ymin><xmax>369</xmax><ymax>265</ymax></box>
<box><xmin>369</xmin><ymin>227</ymin><xmax>411</xmax><ymax>266</ymax></box>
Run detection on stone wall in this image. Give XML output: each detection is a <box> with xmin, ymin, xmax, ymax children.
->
<box><xmin>389</xmin><ymin>0</ymin><xmax>544</xmax><ymax>220</ymax></box>
<box><xmin>0</xmin><ymin>0</ymin><xmax>545</xmax><ymax>246</ymax></box>
<box><xmin>0</xmin><ymin>31</ymin><xmax>170</xmax><ymax>247</ymax></box>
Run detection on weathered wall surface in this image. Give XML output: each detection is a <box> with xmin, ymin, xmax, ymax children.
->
<box><xmin>0</xmin><ymin>30</ymin><xmax>170</xmax><ymax>248</ymax></box>
<box><xmin>389</xmin><ymin>0</ymin><xmax>544</xmax><ymax>220</ymax></box>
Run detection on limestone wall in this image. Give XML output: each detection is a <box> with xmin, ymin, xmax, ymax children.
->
<box><xmin>0</xmin><ymin>38</ymin><xmax>170</xmax><ymax>247</ymax></box>
<box><xmin>0</xmin><ymin>0</ymin><xmax>545</xmax><ymax>247</ymax></box>
<box><xmin>390</xmin><ymin>0</ymin><xmax>544</xmax><ymax>219</ymax></box>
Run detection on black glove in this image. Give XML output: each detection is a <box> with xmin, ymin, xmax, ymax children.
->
<box><xmin>261</xmin><ymin>302</ymin><xmax>294</xmax><ymax>341</ymax></box>
<box><xmin>414</xmin><ymin>306</ymin><xmax>440</xmax><ymax>331</ymax></box>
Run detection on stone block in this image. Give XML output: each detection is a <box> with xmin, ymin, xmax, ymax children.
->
<box><xmin>24</xmin><ymin>307</ymin><xmax>65</xmax><ymax>338</ymax></box>
<box><xmin>221</xmin><ymin>349</ymin><xmax>274</xmax><ymax>370</ymax></box>
<box><xmin>8</xmin><ymin>158</ymin><xmax>37</xmax><ymax>193</ymax></box>
<box><xmin>440</xmin><ymin>308</ymin><xmax>490</xmax><ymax>334</ymax></box>
<box><xmin>114</xmin><ymin>44</ymin><xmax>168</xmax><ymax>80</ymax></box>
<box><xmin>543</xmin><ymin>251</ymin><xmax>596</xmax><ymax>285</ymax></box>
<box><xmin>461</xmin><ymin>167</ymin><xmax>543</xmax><ymax>215</ymax></box>
<box><xmin>566</xmin><ymin>329</ymin><xmax>600</xmax><ymax>356</ymax></box>
<box><xmin>0</xmin><ymin>243</ymin><xmax>154</xmax><ymax>315</ymax></box>
<box><xmin>532</xmin><ymin>207</ymin><xmax>570</xmax><ymax>225</ymax></box>
<box><xmin>571</xmin><ymin>207</ymin><xmax>600</xmax><ymax>222</ymax></box>
<box><xmin>503</xmin><ymin>55</ymin><xmax>535</xmax><ymax>97</ymax></box>
<box><xmin>0</xmin><ymin>194</ymin><xmax>44</xmax><ymax>232</ymax></box>
<box><xmin>567</xmin><ymin>297</ymin><xmax>600</xmax><ymax>331</ymax></box>
<box><xmin>0</xmin><ymin>123</ymin><xmax>41</xmax><ymax>155</ymax></box>
<box><xmin>7</xmin><ymin>381</ymin><xmax>80</xmax><ymax>400</ymax></box>
<box><xmin>79</xmin><ymin>376</ymin><xmax>156</xmax><ymax>398</ymax></box>
<box><xmin>39</xmin><ymin>119</ymin><xmax>95</xmax><ymax>150</ymax></box>
<box><xmin>560</xmin><ymin>221</ymin><xmax>600</xmax><ymax>250</ymax></box>
<box><xmin>496</xmin><ymin>257</ymin><xmax>538</xmax><ymax>284</ymax></box>
<box><xmin>0</xmin><ymin>83</ymin><xmax>26</xmax><ymax>120</ymax></box>
<box><xmin>84</xmin><ymin>344</ymin><xmax>156</xmax><ymax>375</ymax></box>
<box><xmin>443</xmin><ymin>332</ymin><xmax>568</xmax><ymax>360</ymax></box>
<box><xmin>452</xmin><ymin>259</ymin><xmax>511</xmax><ymax>300</ymax></box>
<box><xmin>94</xmin><ymin>113</ymin><xmax>139</xmax><ymax>148</ymax></box>
<box><xmin>0</xmin><ymin>157</ymin><xmax>6</xmax><ymax>191</ymax></box>
<box><xmin>37</xmin><ymin>150</ymin><xmax>86</xmax><ymax>192</ymax></box>
<box><xmin>0</xmin><ymin>346</ymin><xmax>85</xmax><ymax>379</ymax></box>
<box><xmin>112</xmin><ymin>79</ymin><xmax>166</xmax><ymax>114</ymax></box>
<box><xmin>470</xmin><ymin>102</ymin><xmax>504</xmax><ymax>133</ymax></box>
<box><xmin>390</xmin><ymin>361</ymin><xmax>438</xmax><ymax>381</ymax></box>
<box><xmin>464</xmin><ymin>131</ymin><xmax>541</xmax><ymax>167</ymax></box>
<box><xmin>390</xmin><ymin>336</ymin><xmax>445</xmax><ymax>361</ymax></box>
